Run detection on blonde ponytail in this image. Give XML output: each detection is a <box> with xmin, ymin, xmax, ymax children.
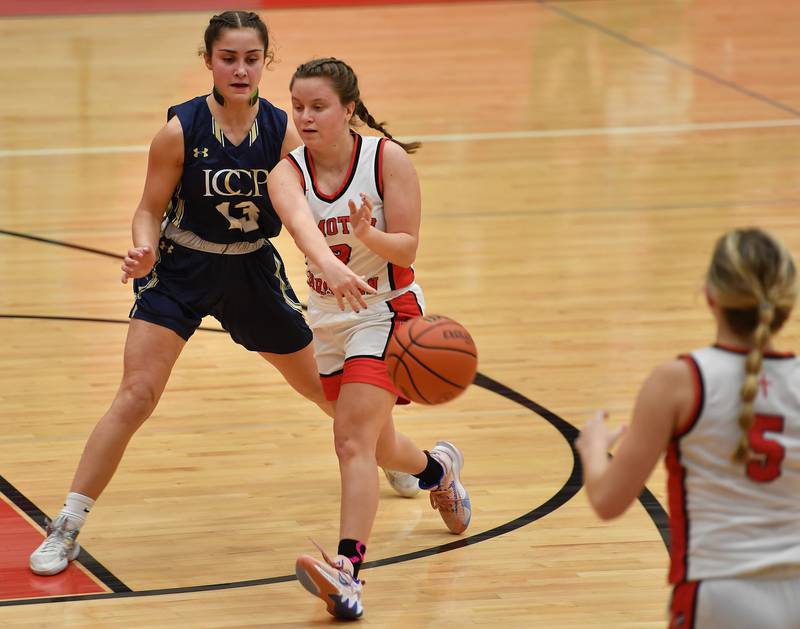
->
<box><xmin>706</xmin><ymin>229</ymin><xmax>797</xmax><ymax>464</ymax></box>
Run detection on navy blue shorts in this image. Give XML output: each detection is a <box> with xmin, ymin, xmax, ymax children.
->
<box><xmin>130</xmin><ymin>238</ymin><xmax>312</xmax><ymax>354</ymax></box>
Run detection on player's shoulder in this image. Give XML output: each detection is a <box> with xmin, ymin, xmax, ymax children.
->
<box><xmin>167</xmin><ymin>95</ymin><xmax>207</xmax><ymax>122</ymax></box>
<box><xmin>257</xmin><ymin>96</ymin><xmax>288</xmax><ymax>124</ymax></box>
<box><xmin>148</xmin><ymin>115</ymin><xmax>185</xmax><ymax>162</ymax></box>
<box><xmin>649</xmin><ymin>357</ymin><xmax>696</xmax><ymax>389</ymax></box>
<box><xmin>379</xmin><ymin>138</ymin><xmax>415</xmax><ymax>173</ymax></box>
<box><xmin>380</xmin><ymin>137</ymin><xmax>406</xmax><ymax>159</ymax></box>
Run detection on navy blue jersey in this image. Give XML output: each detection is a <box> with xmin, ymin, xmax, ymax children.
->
<box><xmin>165</xmin><ymin>95</ymin><xmax>287</xmax><ymax>244</ymax></box>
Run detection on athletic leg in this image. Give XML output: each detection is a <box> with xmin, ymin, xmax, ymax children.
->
<box><xmin>70</xmin><ymin>319</ymin><xmax>186</xmax><ymax>498</ymax></box>
<box><xmin>259</xmin><ymin>344</ymin><xmax>335</xmax><ymax>419</ymax></box>
<box><xmin>295</xmin><ymin>382</ymin><xmax>395</xmax><ymax>620</ymax></box>
<box><xmin>30</xmin><ymin>319</ymin><xmax>185</xmax><ymax>575</ymax></box>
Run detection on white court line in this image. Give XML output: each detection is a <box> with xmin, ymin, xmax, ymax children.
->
<box><xmin>1</xmin><ymin>118</ymin><xmax>799</xmax><ymax>158</ymax></box>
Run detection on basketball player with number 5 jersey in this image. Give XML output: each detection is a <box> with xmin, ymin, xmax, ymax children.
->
<box><xmin>268</xmin><ymin>57</ymin><xmax>472</xmax><ymax>620</ymax></box>
<box><xmin>576</xmin><ymin>228</ymin><xmax>800</xmax><ymax>629</ymax></box>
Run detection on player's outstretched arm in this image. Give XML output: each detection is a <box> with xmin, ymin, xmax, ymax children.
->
<box><xmin>576</xmin><ymin>359</ymin><xmax>694</xmax><ymax>519</ymax></box>
<box><xmin>268</xmin><ymin>160</ymin><xmax>375</xmax><ymax>311</ymax></box>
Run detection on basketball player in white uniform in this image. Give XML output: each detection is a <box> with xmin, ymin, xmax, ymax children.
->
<box><xmin>267</xmin><ymin>57</ymin><xmax>472</xmax><ymax>620</ymax></box>
<box><xmin>576</xmin><ymin>228</ymin><xmax>800</xmax><ymax>628</ymax></box>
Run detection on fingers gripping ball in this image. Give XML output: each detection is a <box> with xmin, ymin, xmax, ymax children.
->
<box><xmin>386</xmin><ymin>315</ymin><xmax>478</xmax><ymax>404</ymax></box>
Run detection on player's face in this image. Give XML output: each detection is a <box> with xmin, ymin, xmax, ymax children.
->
<box><xmin>291</xmin><ymin>77</ymin><xmax>354</xmax><ymax>146</ymax></box>
<box><xmin>204</xmin><ymin>28</ymin><xmax>265</xmax><ymax>104</ymax></box>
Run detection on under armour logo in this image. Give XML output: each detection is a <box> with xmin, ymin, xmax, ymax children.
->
<box><xmin>193</xmin><ymin>147</ymin><xmax>208</xmax><ymax>158</ymax></box>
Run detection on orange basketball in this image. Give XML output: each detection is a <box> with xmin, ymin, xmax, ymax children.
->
<box><xmin>385</xmin><ymin>314</ymin><xmax>478</xmax><ymax>405</ymax></box>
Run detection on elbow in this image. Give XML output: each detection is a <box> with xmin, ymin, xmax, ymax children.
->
<box><xmin>394</xmin><ymin>253</ymin><xmax>416</xmax><ymax>268</ymax></box>
<box><xmin>585</xmin><ymin>487</ymin><xmax>630</xmax><ymax>521</ymax></box>
<box><xmin>394</xmin><ymin>243</ymin><xmax>418</xmax><ymax>268</ymax></box>
<box><xmin>592</xmin><ymin>500</ymin><xmax>625</xmax><ymax>521</ymax></box>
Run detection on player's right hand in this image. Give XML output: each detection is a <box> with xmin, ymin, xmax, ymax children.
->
<box><xmin>321</xmin><ymin>259</ymin><xmax>376</xmax><ymax>312</ymax></box>
<box><xmin>120</xmin><ymin>245</ymin><xmax>156</xmax><ymax>284</ymax></box>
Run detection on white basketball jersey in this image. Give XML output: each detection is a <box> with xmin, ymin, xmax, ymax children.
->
<box><xmin>667</xmin><ymin>344</ymin><xmax>800</xmax><ymax>583</ymax></box>
<box><xmin>286</xmin><ymin>133</ymin><xmax>415</xmax><ymax>311</ymax></box>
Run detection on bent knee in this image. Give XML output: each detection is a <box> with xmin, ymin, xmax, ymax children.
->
<box><xmin>113</xmin><ymin>378</ymin><xmax>161</xmax><ymax>422</ymax></box>
<box><xmin>333</xmin><ymin>417</ymin><xmax>377</xmax><ymax>463</ymax></box>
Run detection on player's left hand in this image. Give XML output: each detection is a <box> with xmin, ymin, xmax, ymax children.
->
<box><xmin>575</xmin><ymin>410</ymin><xmax>627</xmax><ymax>458</ymax></box>
<box><xmin>348</xmin><ymin>193</ymin><xmax>373</xmax><ymax>240</ymax></box>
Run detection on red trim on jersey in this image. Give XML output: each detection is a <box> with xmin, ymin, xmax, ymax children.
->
<box><xmin>284</xmin><ymin>154</ymin><xmax>306</xmax><ymax>192</ymax></box>
<box><xmin>321</xmin><ymin>357</ymin><xmax>410</xmax><ymax>403</ymax></box>
<box><xmin>713</xmin><ymin>343</ymin><xmax>795</xmax><ymax>359</ymax></box>
<box><xmin>666</xmin><ymin>441</ymin><xmax>690</xmax><ymax>584</ymax></box>
<box><xmin>307</xmin><ymin>132</ymin><xmax>361</xmax><ymax>202</ymax></box>
<box><xmin>376</xmin><ymin>137</ymin><xmax>387</xmax><ymax>199</ymax></box>
<box><xmin>674</xmin><ymin>354</ymin><xmax>704</xmax><ymax>438</ymax></box>
<box><xmin>388</xmin><ymin>264</ymin><xmax>415</xmax><ymax>291</ymax></box>
<box><xmin>669</xmin><ymin>580</ymin><xmax>700</xmax><ymax>629</ymax></box>
<box><xmin>386</xmin><ymin>289</ymin><xmax>424</xmax><ymax>315</ymax></box>
<box><xmin>667</xmin><ymin>355</ymin><xmax>705</xmax><ymax>584</ymax></box>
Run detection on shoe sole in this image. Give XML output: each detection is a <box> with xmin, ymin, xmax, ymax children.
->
<box><xmin>433</xmin><ymin>441</ymin><xmax>472</xmax><ymax>534</ymax></box>
<box><xmin>295</xmin><ymin>555</ymin><xmax>362</xmax><ymax>620</ymax></box>
<box><xmin>29</xmin><ymin>542</ymin><xmax>81</xmax><ymax>576</ymax></box>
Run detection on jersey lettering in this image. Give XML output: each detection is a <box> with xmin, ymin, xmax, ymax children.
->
<box><xmin>306</xmin><ymin>269</ymin><xmax>378</xmax><ymax>296</ymax></box>
<box><xmin>203</xmin><ymin>168</ymin><xmax>269</xmax><ymax>197</ymax></box>
<box><xmin>317</xmin><ymin>215</ymin><xmax>377</xmax><ymax>237</ymax></box>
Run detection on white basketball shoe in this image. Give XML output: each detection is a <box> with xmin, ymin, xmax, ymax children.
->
<box><xmin>29</xmin><ymin>514</ymin><xmax>81</xmax><ymax>575</ymax></box>
<box><xmin>382</xmin><ymin>468</ymin><xmax>421</xmax><ymax>498</ymax></box>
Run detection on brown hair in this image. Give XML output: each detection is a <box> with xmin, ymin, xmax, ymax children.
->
<box><xmin>290</xmin><ymin>57</ymin><xmax>420</xmax><ymax>153</ymax></box>
<box><xmin>706</xmin><ymin>228</ymin><xmax>797</xmax><ymax>462</ymax></box>
<box><xmin>200</xmin><ymin>10</ymin><xmax>274</xmax><ymax>67</ymax></box>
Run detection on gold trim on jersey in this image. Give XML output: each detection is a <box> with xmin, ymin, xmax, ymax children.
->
<box><xmin>272</xmin><ymin>253</ymin><xmax>304</xmax><ymax>314</ymax></box>
<box><xmin>249</xmin><ymin>118</ymin><xmax>259</xmax><ymax>146</ymax></box>
<box><xmin>211</xmin><ymin>115</ymin><xmax>259</xmax><ymax>147</ymax></box>
<box><xmin>135</xmin><ymin>271</ymin><xmax>159</xmax><ymax>300</ymax></box>
<box><xmin>212</xmin><ymin>117</ymin><xmax>225</xmax><ymax>147</ymax></box>
<box><xmin>171</xmin><ymin>197</ymin><xmax>185</xmax><ymax>227</ymax></box>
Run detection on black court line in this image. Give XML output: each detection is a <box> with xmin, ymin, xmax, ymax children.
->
<box><xmin>0</xmin><ymin>328</ymin><xmax>670</xmax><ymax>606</ymax></box>
<box><xmin>0</xmin><ymin>229</ymin><xmax>670</xmax><ymax>604</ymax></box>
<box><xmin>537</xmin><ymin>1</ymin><xmax>800</xmax><ymax>118</ymax></box>
<box><xmin>0</xmin><ymin>313</ymin><xmax>230</xmax><ymax>333</ymax></box>
<box><xmin>0</xmin><ymin>229</ymin><xmax>119</xmax><ymax>260</ymax></box>
<box><xmin>0</xmin><ymin>474</ymin><xmax>131</xmax><ymax>594</ymax></box>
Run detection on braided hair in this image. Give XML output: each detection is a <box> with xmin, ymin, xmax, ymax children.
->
<box><xmin>200</xmin><ymin>10</ymin><xmax>274</xmax><ymax>67</ymax></box>
<box><xmin>706</xmin><ymin>228</ymin><xmax>797</xmax><ymax>463</ymax></box>
<box><xmin>291</xmin><ymin>57</ymin><xmax>420</xmax><ymax>153</ymax></box>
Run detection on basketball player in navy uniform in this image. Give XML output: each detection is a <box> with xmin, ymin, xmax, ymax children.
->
<box><xmin>267</xmin><ymin>58</ymin><xmax>472</xmax><ymax>620</ymax></box>
<box><xmin>28</xmin><ymin>12</ymin><xmax>394</xmax><ymax>577</ymax></box>
<box><xmin>577</xmin><ymin>228</ymin><xmax>800</xmax><ymax>628</ymax></box>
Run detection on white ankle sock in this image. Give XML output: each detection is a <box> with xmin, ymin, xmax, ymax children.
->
<box><xmin>60</xmin><ymin>492</ymin><xmax>95</xmax><ymax>531</ymax></box>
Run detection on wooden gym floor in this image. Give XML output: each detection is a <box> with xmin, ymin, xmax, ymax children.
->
<box><xmin>1</xmin><ymin>0</ymin><xmax>798</xmax><ymax>626</ymax></box>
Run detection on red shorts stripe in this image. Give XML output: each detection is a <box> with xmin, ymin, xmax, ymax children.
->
<box><xmin>319</xmin><ymin>289</ymin><xmax>423</xmax><ymax>403</ymax></box>
<box><xmin>669</xmin><ymin>580</ymin><xmax>700</xmax><ymax>629</ymax></box>
<box><xmin>386</xmin><ymin>290</ymin><xmax>423</xmax><ymax>319</ymax></box>
<box><xmin>388</xmin><ymin>264</ymin><xmax>415</xmax><ymax>291</ymax></box>
<box><xmin>321</xmin><ymin>357</ymin><xmax>410</xmax><ymax>403</ymax></box>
